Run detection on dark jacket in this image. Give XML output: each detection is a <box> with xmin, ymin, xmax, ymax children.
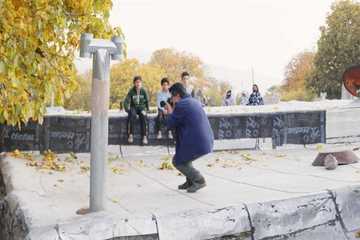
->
<box><xmin>247</xmin><ymin>91</ymin><xmax>264</xmax><ymax>106</ymax></box>
<box><xmin>123</xmin><ymin>87</ymin><xmax>149</xmax><ymax>111</ymax></box>
<box><xmin>166</xmin><ymin>95</ymin><xmax>214</xmax><ymax>165</ymax></box>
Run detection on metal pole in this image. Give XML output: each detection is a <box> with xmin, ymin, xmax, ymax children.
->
<box><xmin>90</xmin><ymin>49</ymin><xmax>110</xmax><ymax>212</ymax></box>
<box><xmin>251</xmin><ymin>67</ymin><xmax>255</xmax><ymax>85</ymax></box>
<box><xmin>80</xmin><ymin>33</ymin><xmax>123</xmax><ymax>212</ymax></box>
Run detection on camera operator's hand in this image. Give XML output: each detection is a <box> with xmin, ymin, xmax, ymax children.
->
<box><xmin>164</xmin><ymin>102</ymin><xmax>173</xmax><ymax>114</ymax></box>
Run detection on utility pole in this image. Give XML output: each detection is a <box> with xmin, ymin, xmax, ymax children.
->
<box><xmin>79</xmin><ymin>33</ymin><xmax>124</xmax><ymax>212</ymax></box>
<box><xmin>251</xmin><ymin>67</ymin><xmax>255</xmax><ymax>85</ymax></box>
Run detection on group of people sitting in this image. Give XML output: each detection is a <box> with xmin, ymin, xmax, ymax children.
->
<box><xmin>123</xmin><ymin>72</ymin><xmax>192</xmax><ymax>144</ymax></box>
<box><xmin>222</xmin><ymin>84</ymin><xmax>264</xmax><ymax>106</ymax></box>
<box><xmin>123</xmin><ymin>71</ymin><xmax>264</xmax><ymax>145</ymax></box>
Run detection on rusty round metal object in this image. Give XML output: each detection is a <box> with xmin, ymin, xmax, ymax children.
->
<box><xmin>343</xmin><ymin>65</ymin><xmax>360</xmax><ymax>97</ymax></box>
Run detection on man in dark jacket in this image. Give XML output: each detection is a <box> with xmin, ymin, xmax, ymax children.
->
<box><xmin>164</xmin><ymin>83</ymin><xmax>214</xmax><ymax>193</ymax></box>
<box><xmin>123</xmin><ymin>76</ymin><xmax>150</xmax><ymax>144</ymax></box>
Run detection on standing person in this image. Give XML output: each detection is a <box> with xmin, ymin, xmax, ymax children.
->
<box><xmin>247</xmin><ymin>84</ymin><xmax>264</xmax><ymax>106</ymax></box>
<box><xmin>180</xmin><ymin>71</ymin><xmax>195</xmax><ymax>97</ymax></box>
<box><xmin>155</xmin><ymin>77</ymin><xmax>173</xmax><ymax>139</ymax></box>
<box><xmin>123</xmin><ymin>76</ymin><xmax>150</xmax><ymax>145</ymax></box>
<box><xmin>195</xmin><ymin>89</ymin><xmax>208</xmax><ymax>107</ymax></box>
<box><xmin>164</xmin><ymin>83</ymin><xmax>214</xmax><ymax>193</ymax></box>
<box><xmin>222</xmin><ymin>90</ymin><xmax>235</xmax><ymax>106</ymax></box>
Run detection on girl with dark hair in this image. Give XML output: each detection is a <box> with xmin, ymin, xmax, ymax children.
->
<box><xmin>247</xmin><ymin>84</ymin><xmax>264</xmax><ymax>106</ymax></box>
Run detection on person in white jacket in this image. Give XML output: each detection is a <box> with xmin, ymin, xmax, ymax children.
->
<box><xmin>223</xmin><ymin>90</ymin><xmax>235</xmax><ymax>106</ymax></box>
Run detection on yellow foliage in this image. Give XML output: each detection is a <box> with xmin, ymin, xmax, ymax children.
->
<box><xmin>241</xmin><ymin>153</ymin><xmax>255</xmax><ymax>161</ymax></box>
<box><xmin>41</xmin><ymin>150</ymin><xmax>65</xmax><ymax>172</ymax></box>
<box><xmin>80</xmin><ymin>165</ymin><xmax>90</xmax><ymax>173</ymax></box>
<box><xmin>111</xmin><ymin>166</ymin><xmax>125</xmax><ymax>175</ymax></box>
<box><xmin>110</xmin><ymin>59</ymin><xmax>165</xmax><ymax>109</ymax></box>
<box><xmin>159</xmin><ymin>161</ymin><xmax>174</xmax><ymax>170</ymax></box>
<box><xmin>8</xmin><ymin>149</ymin><xmax>34</xmax><ymax>161</ymax></box>
<box><xmin>159</xmin><ymin>155</ymin><xmax>174</xmax><ymax>170</ymax></box>
<box><xmin>281</xmin><ymin>51</ymin><xmax>316</xmax><ymax>101</ymax></box>
<box><xmin>0</xmin><ymin>0</ymin><xmax>123</xmax><ymax>125</ymax></box>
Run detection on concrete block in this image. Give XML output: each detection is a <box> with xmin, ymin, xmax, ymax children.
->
<box><xmin>156</xmin><ymin>205</ymin><xmax>252</xmax><ymax>240</ymax></box>
<box><xmin>26</xmin><ymin>212</ymin><xmax>158</xmax><ymax>240</ymax></box>
<box><xmin>332</xmin><ymin>185</ymin><xmax>360</xmax><ymax>233</ymax></box>
<box><xmin>247</xmin><ymin>192</ymin><xmax>347</xmax><ymax>240</ymax></box>
<box><xmin>0</xmin><ymin>193</ymin><xmax>29</xmax><ymax>240</ymax></box>
<box><xmin>263</xmin><ymin>221</ymin><xmax>346</xmax><ymax>240</ymax></box>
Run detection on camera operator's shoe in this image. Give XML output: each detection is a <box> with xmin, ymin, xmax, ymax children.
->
<box><xmin>128</xmin><ymin>134</ymin><xmax>134</xmax><ymax>143</ymax></box>
<box><xmin>142</xmin><ymin>136</ymin><xmax>148</xmax><ymax>145</ymax></box>
<box><xmin>168</xmin><ymin>131</ymin><xmax>173</xmax><ymax>139</ymax></box>
<box><xmin>156</xmin><ymin>131</ymin><xmax>162</xmax><ymax>139</ymax></box>
<box><xmin>178</xmin><ymin>180</ymin><xmax>192</xmax><ymax>190</ymax></box>
<box><xmin>187</xmin><ymin>181</ymin><xmax>206</xmax><ymax>193</ymax></box>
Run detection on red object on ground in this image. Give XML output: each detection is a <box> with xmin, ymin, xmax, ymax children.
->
<box><xmin>343</xmin><ymin>65</ymin><xmax>360</xmax><ymax>97</ymax></box>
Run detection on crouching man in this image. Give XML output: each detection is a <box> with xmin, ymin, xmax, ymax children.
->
<box><xmin>164</xmin><ymin>83</ymin><xmax>214</xmax><ymax>193</ymax></box>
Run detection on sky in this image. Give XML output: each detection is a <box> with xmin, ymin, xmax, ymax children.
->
<box><xmin>107</xmin><ymin>0</ymin><xmax>335</xmax><ymax>92</ymax></box>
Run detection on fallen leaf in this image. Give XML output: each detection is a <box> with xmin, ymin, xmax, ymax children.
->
<box><xmin>159</xmin><ymin>160</ymin><xmax>174</xmax><ymax>170</ymax></box>
<box><xmin>316</xmin><ymin>144</ymin><xmax>324</xmax><ymax>151</ymax></box>
<box><xmin>80</xmin><ymin>165</ymin><xmax>90</xmax><ymax>173</ymax></box>
<box><xmin>111</xmin><ymin>166</ymin><xmax>125</xmax><ymax>175</ymax></box>
<box><xmin>241</xmin><ymin>153</ymin><xmax>254</xmax><ymax>161</ymax></box>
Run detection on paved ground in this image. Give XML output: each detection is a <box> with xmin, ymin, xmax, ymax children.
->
<box><xmin>2</xmin><ymin>100</ymin><xmax>360</xmax><ymax>232</ymax></box>
<box><xmin>3</xmin><ymin>144</ymin><xmax>360</xmax><ymax>229</ymax></box>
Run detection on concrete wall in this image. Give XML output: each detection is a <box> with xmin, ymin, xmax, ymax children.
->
<box><xmin>0</xmin><ymin>155</ymin><xmax>29</xmax><ymax>240</ymax></box>
<box><xmin>0</xmin><ymin>111</ymin><xmax>326</xmax><ymax>153</ymax></box>
<box><xmin>17</xmin><ymin>187</ymin><xmax>360</xmax><ymax>240</ymax></box>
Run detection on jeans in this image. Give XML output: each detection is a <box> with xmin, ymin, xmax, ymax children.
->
<box><xmin>172</xmin><ymin>158</ymin><xmax>205</xmax><ymax>184</ymax></box>
<box><xmin>127</xmin><ymin>108</ymin><xmax>148</xmax><ymax>137</ymax></box>
<box><xmin>155</xmin><ymin>109</ymin><xmax>167</xmax><ymax>133</ymax></box>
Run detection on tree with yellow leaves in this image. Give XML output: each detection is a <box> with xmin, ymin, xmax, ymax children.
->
<box><xmin>149</xmin><ymin>48</ymin><xmax>209</xmax><ymax>88</ymax></box>
<box><xmin>281</xmin><ymin>51</ymin><xmax>316</xmax><ymax>101</ymax></box>
<box><xmin>0</xmin><ymin>0</ymin><xmax>122</xmax><ymax>125</ymax></box>
<box><xmin>110</xmin><ymin>59</ymin><xmax>165</xmax><ymax>109</ymax></box>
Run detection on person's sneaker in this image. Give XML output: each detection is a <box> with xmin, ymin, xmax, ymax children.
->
<box><xmin>187</xmin><ymin>182</ymin><xmax>206</xmax><ymax>193</ymax></box>
<box><xmin>142</xmin><ymin>136</ymin><xmax>148</xmax><ymax>145</ymax></box>
<box><xmin>178</xmin><ymin>181</ymin><xmax>192</xmax><ymax>190</ymax></box>
<box><xmin>157</xmin><ymin>131</ymin><xmax>162</xmax><ymax>139</ymax></box>
<box><xmin>128</xmin><ymin>134</ymin><xmax>134</xmax><ymax>143</ymax></box>
<box><xmin>168</xmin><ymin>131</ymin><xmax>173</xmax><ymax>139</ymax></box>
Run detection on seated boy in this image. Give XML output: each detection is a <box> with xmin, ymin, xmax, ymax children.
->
<box><xmin>155</xmin><ymin>78</ymin><xmax>173</xmax><ymax>139</ymax></box>
<box><xmin>123</xmin><ymin>76</ymin><xmax>150</xmax><ymax>144</ymax></box>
